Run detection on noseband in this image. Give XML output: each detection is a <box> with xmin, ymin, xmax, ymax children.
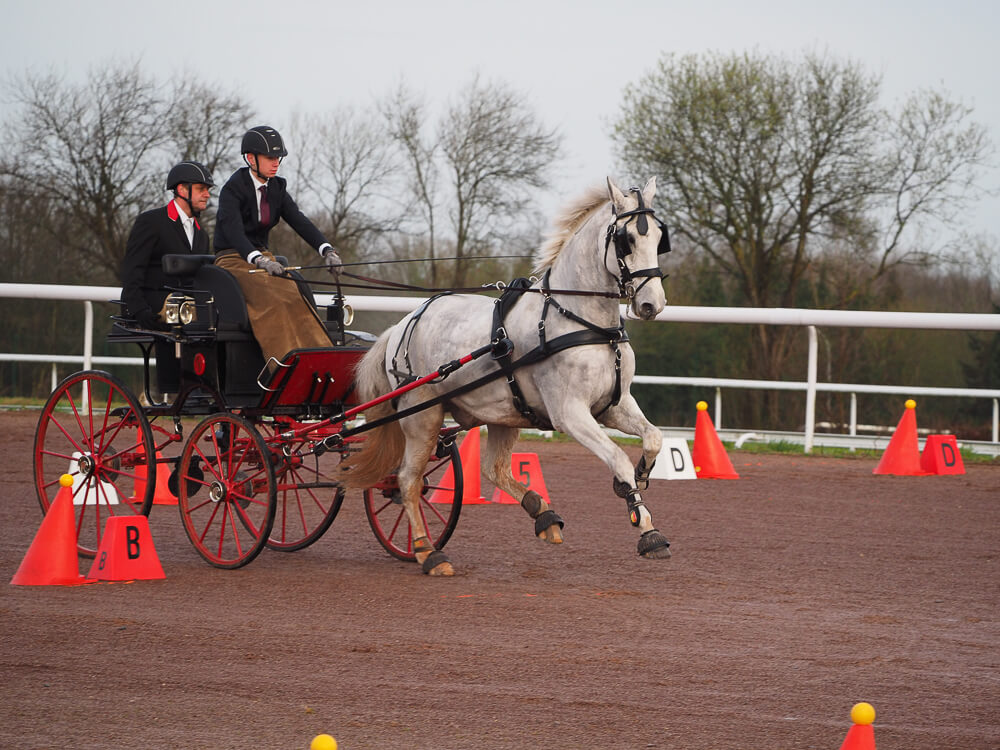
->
<box><xmin>604</xmin><ymin>187</ymin><xmax>671</xmax><ymax>299</ymax></box>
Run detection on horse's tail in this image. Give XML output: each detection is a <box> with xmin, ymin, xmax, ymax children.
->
<box><xmin>337</xmin><ymin>330</ymin><xmax>406</xmax><ymax>490</ymax></box>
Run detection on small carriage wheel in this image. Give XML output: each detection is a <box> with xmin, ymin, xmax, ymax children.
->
<box><xmin>263</xmin><ymin>425</ymin><xmax>346</xmax><ymax>552</ymax></box>
<box><xmin>33</xmin><ymin>370</ymin><xmax>155</xmax><ymax>557</ymax></box>
<box><xmin>177</xmin><ymin>413</ymin><xmax>276</xmax><ymax>569</ymax></box>
<box><xmin>363</xmin><ymin>439</ymin><xmax>463</xmax><ymax>561</ymax></box>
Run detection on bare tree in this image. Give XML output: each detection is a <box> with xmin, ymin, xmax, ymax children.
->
<box><xmin>289</xmin><ymin>107</ymin><xmax>405</xmax><ymax>264</ymax></box>
<box><xmin>381</xmin><ymin>84</ymin><xmax>443</xmax><ymax>284</ymax></box>
<box><xmin>1</xmin><ymin>61</ymin><xmax>258</xmax><ymax>281</ymax></box>
<box><xmin>2</xmin><ymin>61</ymin><xmax>166</xmax><ymax>280</ymax></box>
<box><xmin>382</xmin><ymin>79</ymin><xmax>562</xmax><ymax>287</ymax></box>
<box><xmin>165</xmin><ymin>75</ymin><xmax>256</xmax><ymax>177</ymax></box>
<box><xmin>438</xmin><ymin>77</ymin><xmax>562</xmax><ymax>287</ymax></box>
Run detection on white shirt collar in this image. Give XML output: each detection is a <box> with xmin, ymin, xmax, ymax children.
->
<box><xmin>172</xmin><ymin>199</ymin><xmax>193</xmax><ymax>225</ymax></box>
<box><xmin>249</xmin><ymin>169</ymin><xmax>268</xmax><ymax>189</ymax></box>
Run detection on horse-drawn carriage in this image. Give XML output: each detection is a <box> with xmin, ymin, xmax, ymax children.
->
<box><xmin>32</xmin><ymin>251</ymin><xmax>465</xmax><ymax>570</ymax></box>
<box><xmin>32</xmin><ymin>178</ymin><xmax>674</xmax><ymax>576</ymax></box>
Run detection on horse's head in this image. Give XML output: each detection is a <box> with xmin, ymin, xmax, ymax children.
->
<box><xmin>605</xmin><ymin>177</ymin><xmax>668</xmax><ymax>320</ymax></box>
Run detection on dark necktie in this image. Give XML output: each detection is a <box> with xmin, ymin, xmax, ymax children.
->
<box><xmin>259</xmin><ymin>185</ymin><xmax>270</xmax><ymax>226</ymax></box>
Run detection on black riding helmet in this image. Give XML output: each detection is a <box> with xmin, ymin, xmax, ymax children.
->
<box><xmin>166</xmin><ymin>161</ymin><xmax>215</xmax><ymax>191</ymax></box>
<box><xmin>241</xmin><ymin>126</ymin><xmax>288</xmax><ymax>157</ymax></box>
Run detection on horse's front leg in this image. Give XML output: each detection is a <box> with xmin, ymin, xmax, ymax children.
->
<box><xmin>483</xmin><ymin>425</ymin><xmax>564</xmax><ymax>544</ymax></box>
<box><xmin>600</xmin><ymin>394</ymin><xmax>663</xmax><ymax>491</ymax></box>
<box><xmin>398</xmin><ymin>410</ymin><xmax>455</xmax><ymax>576</ymax></box>
<box><xmin>557</xmin><ymin>407</ymin><xmax>670</xmax><ymax>560</ymax></box>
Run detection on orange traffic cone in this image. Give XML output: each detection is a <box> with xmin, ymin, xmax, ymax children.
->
<box><xmin>838</xmin><ymin>702</ymin><xmax>876</xmax><ymax>750</ymax></box>
<box><xmin>491</xmin><ymin>452</ymin><xmax>552</xmax><ymax>504</ymax></box>
<box><xmin>11</xmin><ymin>474</ymin><xmax>92</xmax><ymax>586</ymax></box>
<box><xmin>692</xmin><ymin>401</ymin><xmax>739</xmax><ymax>479</ymax></box>
<box><xmin>873</xmin><ymin>400</ymin><xmax>930</xmax><ymax>476</ymax></box>
<box><xmin>87</xmin><ymin>516</ymin><xmax>165</xmax><ymax>581</ymax></box>
<box><xmin>131</xmin><ymin>447</ymin><xmax>178</xmax><ymax>506</ymax></box>
<box><xmin>430</xmin><ymin>428</ymin><xmax>489</xmax><ymax>504</ymax></box>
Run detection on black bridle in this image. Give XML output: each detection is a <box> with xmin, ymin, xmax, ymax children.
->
<box><xmin>604</xmin><ymin>187</ymin><xmax>671</xmax><ymax>299</ymax></box>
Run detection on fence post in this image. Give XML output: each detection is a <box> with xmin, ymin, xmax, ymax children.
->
<box><xmin>804</xmin><ymin>325</ymin><xmax>817</xmax><ymax>453</ymax></box>
<box><xmin>714</xmin><ymin>387</ymin><xmax>722</xmax><ymax>429</ymax></box>
<box><xmin>994</xmin><ymin>398</ymin><xmax>998</xmax><ymax>444</ymax></box>
<box><xmin>850</xmin><ymin>393</ymin><xmax>858</xmax><ymax>453</ymax></box>
<box><xmin>83</xmin><ymin>301</ymin><xmax>93</xmax><ymax>372</ymax></box>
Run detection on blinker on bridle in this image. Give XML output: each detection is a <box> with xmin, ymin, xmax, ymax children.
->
<box><xmin>604</xmin><ymin>186</ymin><xmax>671</xmax><ymax>299</ymax></box>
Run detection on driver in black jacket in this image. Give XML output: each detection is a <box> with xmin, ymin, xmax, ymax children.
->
<box><xmin>213</xmin><ymin>125</ymin><xmax>342</xmax><ymax>367</ymax></box>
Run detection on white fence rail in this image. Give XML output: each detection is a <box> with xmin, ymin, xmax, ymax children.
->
<box><xmin>2</xmin><ymin>282</ymin><xmax>999</xmax><ymax>453</ymax></box>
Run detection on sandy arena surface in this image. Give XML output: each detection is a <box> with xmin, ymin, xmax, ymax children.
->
<box><xmin>1</xmin><ymin>409</ymin><xmax>998</xmax><ymax>749</ymax></box>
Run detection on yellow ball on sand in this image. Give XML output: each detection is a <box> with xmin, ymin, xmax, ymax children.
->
<box><xmin>696</xmin><ymin>401</ymin><xmax>708</xmax><ymax>412</ymax></box>
<box><xmin>851</xmin><ymin>702</ymin><xmax>875</xmax><ymax>725</ymax></box>
<box><xmin>905</xmin><ymin>399</ymin><xmax>916</xmax><ymax>410</ymax></box>
<box><xmin>60</xmin><ymin>473</ymin><xmax>74</xmax><ymax>488</ymax></box>
<box><xmin>310</xmin><ymin>734</ymin><xmax>337</xmax><ymax>750</ymax></box>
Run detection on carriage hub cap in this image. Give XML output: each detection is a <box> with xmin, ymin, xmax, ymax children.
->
<box><xmin>77</xmin><ymin>454</ymin><xmax>95</xmax><ymax>474</ymax></box>
<box><xmin>209</xmin><ymin>481</ymin><xmax>227</xmax><ymax>502</ymax></box>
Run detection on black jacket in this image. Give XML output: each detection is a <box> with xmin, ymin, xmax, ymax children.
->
<box><xmin>213</xmin><ymin>167</ymin><xmax>328</xmax><ymax>259</ymax></box>
<box><xmin>120</xmin><ymin>201</ymin><xmax>209</xmax><ymax>317</ymax></box>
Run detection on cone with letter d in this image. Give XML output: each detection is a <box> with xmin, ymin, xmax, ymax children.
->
<box><xmin>873</xmin><ymin>399</ymin><xmax>930</xmax><ymax>476</ymax></box>
<box><xmin>838</xmin><ymin>702</ymin><xmax>876</xmax><ymax>750</ymax></box>
<box><xmin>692</xmin><ymin>401</ymin><xmax>739</xmax><ymax>479</ymax></box>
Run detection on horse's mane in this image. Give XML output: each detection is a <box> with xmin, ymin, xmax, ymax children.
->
<box><xmin>533</xmin><ymin>185</ymin><xmax>608</xmax><ymax>274</ymax></box>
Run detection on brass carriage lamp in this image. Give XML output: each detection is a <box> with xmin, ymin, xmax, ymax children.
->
<box><xmin>163</xmin><ymin>292</ymin><xmax>198</xmax><ymax>326</ymax></box>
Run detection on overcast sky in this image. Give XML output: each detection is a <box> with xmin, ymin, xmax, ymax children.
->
<box><xmin>5</xmin><ymin>0</ymin><xmax>999</xmax><ymax>242</ymax></box>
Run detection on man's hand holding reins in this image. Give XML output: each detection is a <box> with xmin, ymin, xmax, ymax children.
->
<box><xmin>254</xmin><ymin>255</ymin><xmax>286</xmax><ymax>276</ymax></box>
<box><xmin>323</xmin><ymin>246</ymin><xmax>343</xmax><ymax>278</ymax></box>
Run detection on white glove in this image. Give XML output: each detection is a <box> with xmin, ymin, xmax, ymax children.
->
<box><xmin>254</xmin><ymin>255</ymin><xmax>285</xmax><ymax>276</ymax></box>
<box><xmin>323</xmin><ymin>247</ymin><xmax>343</xmax><ymax>278</ymax></box>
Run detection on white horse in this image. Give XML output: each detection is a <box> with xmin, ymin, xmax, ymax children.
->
<box><xmin>340</xmin><ymin>177</ymin><xmax>670</xmax><ymax>575</ymax></box>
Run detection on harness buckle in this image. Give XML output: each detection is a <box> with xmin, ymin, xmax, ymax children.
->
<box><xmin>490</xmin><ymin>337</ymin><xmax>514</xmax><ymax>360</ymax></box>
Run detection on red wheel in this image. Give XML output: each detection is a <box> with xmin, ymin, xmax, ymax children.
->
<box><xmin>364</xmin><ymin>438</ymin><xmax>463</xmax><ymax>561</ymax></box>
<box><xmin>264</xmin><ymin>423</ymin><xmax>346</xmax><ymax>552</ymax></box>
<box><xmin>33</xmin><ymin>370</ymin><xmax>154</xmax><ymax>557</ymax></box>
<box><xmin>177</xmin><ymin>413</ymin><xmax>276</xmax><ymax>569</ymax></box>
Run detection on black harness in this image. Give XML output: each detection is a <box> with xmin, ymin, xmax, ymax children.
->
<box><xmin>387</xmin><ymin>190</ymin><xmax>670</xmax><ymax>429</ymax></box>
<box><xmin>604</xmin><ymin>186</ymin><xmax>671</xmax><ymax>300</ymax></box>
<box><xmin>489</xmin><ymin>272</ymin><xmax>627</xmax><ymax>430</ymax></box>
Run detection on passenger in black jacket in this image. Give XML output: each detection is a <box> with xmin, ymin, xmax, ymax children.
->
<box><xmin>213</xmin><ymin>125</ymin><xmax>342</xmax><ymax>366</ymax></box>
<box><xmin>120</xmin><ymin>161</ymin><xmax>214</xmax><ymax>328</ymax></box>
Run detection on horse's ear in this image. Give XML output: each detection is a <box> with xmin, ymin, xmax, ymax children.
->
<box><xmin>640</xmin><ymin>177</ymin><xmax>657</xmax><ymax>207</ymax></box>
<box><xmin>606</xmin><ymin>177</ymin><xmax>627</xmax><ymax>211</ymax></box>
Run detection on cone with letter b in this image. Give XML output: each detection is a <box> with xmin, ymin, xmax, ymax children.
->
<box><xmin>873</xmin><ymin>399</ymin><xmax>930</xmax><ymax>476</ymax></box>
<box><xmin>11</xmin><ymin>474</ymin><xmax>92</xmax><ymax>586</ymax></box>
<box><xmin>692</xmin><ymin>401</ymin><xmax>739</xmax><ymax>479</ymax></box>
<box><xmin>838</xmin><ymin>702</ymin><xmax>876</xmax><ymax>750</ymax></box>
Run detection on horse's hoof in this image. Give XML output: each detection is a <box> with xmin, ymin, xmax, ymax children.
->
<box><xmin>420</xmin><ymin>549</ymin><xmax>454</xmax><ymax>576</ymax></box>
<box><xmin>537</xmin><ymin>525</ymin><xmax>564</xmax><ymax>544</ymax></box>
<box><xmin>637</xmin><ymin>529</ymin><xmax>671</xmax><ymax>559</ymax></box>
<box><xmin>533</xmin><ymin>509</ymin><xmax>564</xmax><ymax>544</ymax></box>
<box><xmin>427</xmin><ymin>560</ymin><xmax>455</xmax><ymax>576</ymax></box>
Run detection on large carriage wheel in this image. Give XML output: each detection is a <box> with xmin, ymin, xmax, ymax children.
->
<box><xmin>363</xmin><ymin>439</ymin><xmax>463</xmax><ymax>561</ymax></box>
<box><xmin>177</xmin><ymin>413</ymin><xmax>276</xmax><ymax>569</ymax></box>
<box><xmin>263</xmin><ymin>425</ymin><xmax>346</xmax><ymax>552</ymax></box>
<box><xmin>33</xmin><ymin>370</ymin><xmax>155</xmax><ymax>557</ymax></box>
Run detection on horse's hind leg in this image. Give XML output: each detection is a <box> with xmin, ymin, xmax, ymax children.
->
<box><xmin>397</xmin><ymin>407</ymin><xmax>455</xmax><ymax>576</ymax></box>
<box><xmin>483</xmin><ymin>425</ymin><xmax>563</xmax><ymax>544</ymax></box>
